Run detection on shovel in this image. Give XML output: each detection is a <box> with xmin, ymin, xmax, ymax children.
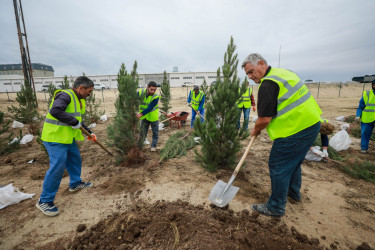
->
<box><xmin>80</xmin><ymin>127</ymin><xmax>114</xmax><ymax>156</ymax></box>
<box><xmin>188</xmin><ymin>103</ymin><xmax>205</xmax><ymax>120</ymax></box>
<box><xmin>209</xmin><ymin>136</ymin><xmax>256</xmax><ymax>207</ymax></box>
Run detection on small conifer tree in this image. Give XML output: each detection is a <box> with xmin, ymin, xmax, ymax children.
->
<box><xmin>0</xmin><ymin>111</ymin><xmax>21</xmax><ymax>155</ymax></box>
<box><xmin>194</xmin><ymin>37</ymin><xmax>246</xmax><ymax>171</ymax></box>
<box><xmin>47</xmin><ymin>83</ymin><xmax>57</xmax><ymax>108</ymax></box>
<box><xmin>200</xmin><ymin>78</ymin><xmax>210</xmax><ymax>103</ymax></box>
<box><xmin>82</xmin><ymin>93</ymin><xmax>105</xmax><ymax>124</ymax></box>
<box><xmin>107</xmin><ymin>62</ymin><xmax>144</xmax><ymax>164</ymax></box>
<box><xmin>61</xmin><ymin>75</ymin><xmax>70</xmax><ymax>89</ymax></box>
<box><xmin>160</xmin><ymin>70</ymin><xmax>172</xmax><ymax>122</ymax></box>
<box><xmin>7</xmin><ymin>80</ymin><xmax>41</xmax><ymax>135</ymax></box>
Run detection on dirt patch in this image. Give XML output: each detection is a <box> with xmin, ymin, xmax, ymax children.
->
<box><xmin>44</xmin><ymin>200</ymin><xmax>322</xmax><ymax>250</ymax></box>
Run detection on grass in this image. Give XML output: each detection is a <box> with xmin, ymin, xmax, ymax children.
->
<box><xmin>341</xmin><ymin>160</ymin><xmax>375</xmax><ymax>184</ymax></box>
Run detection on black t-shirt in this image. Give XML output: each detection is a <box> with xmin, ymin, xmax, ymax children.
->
<box><xmin>257</xmin><ymin>66</ymin><xmax>279</xmax><ymax>117</ymax></box>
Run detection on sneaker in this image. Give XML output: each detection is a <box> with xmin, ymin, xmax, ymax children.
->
<box><xmin>150</xmin><ymin>147</ymin><xmax>157</xmax><ymax>152</ymax></box>
<box><xmin>360</xmin><ymin>149</ymin><xmax>368</xmax><ymax>154</ymax></box>
<box><xmin>69</xmin><ymin>181</ymin><xmax>93</xmax><ymax>192</ymax></box>
<box><xmin>36</xmin><ymin>200</ymin><xmax>59</xmax><ymax>216</ymax></box>
<box><xmin>251</xmin><ymin>203</ymin><xmax>283</xmax><ymax>217</ymax></box>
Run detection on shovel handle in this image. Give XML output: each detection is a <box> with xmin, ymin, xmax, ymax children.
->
<box><xmin>188</xmin><ymin>103</ymin><xmax>205</xmax><ymax>119</ymax></box>
<box><xmin>80</xmin><ymin>127</ymin><xmax>114</xmax><ymax>156</ymax></box>
<box><xmin>160</xmin><ymin>114</ymin><xmax>177</xmax><ymax>123</ymax></box>
<box><xmin>233</xmin><ymin>136</ymin><xmax>256</xmax><ymax>176</ymax></box>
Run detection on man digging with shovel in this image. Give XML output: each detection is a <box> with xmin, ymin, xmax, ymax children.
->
<box><xmin>242</xmin><ymin>53</ymin><xmax>322</xmax><ymax>217</ymax></box>
<box><xmin>37</xmin><ymin>76</ymin><xmax>96</xmax><ymax>216</ymax></box>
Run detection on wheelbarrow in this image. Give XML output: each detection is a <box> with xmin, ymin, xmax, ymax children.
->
<box><xmin>160</xmin><ymin>111</ymin><xmax>189</xmax><ymax>129</ymax></box>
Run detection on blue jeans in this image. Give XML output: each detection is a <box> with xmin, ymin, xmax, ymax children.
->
<box><xmin>266</xmin><ymin>122</ymin><xmax>321</xmax><ymax>216</ymax></box>
<box><xmin>40</xmin><ymin>141</ymin><xmax>82</xmax><ymax>202</ymax></box>
<box><xmin>191</xmin><ymin>108</ymin><xmax>205</xmax><ymax>128</ymax></box>
<box><xmin>237</xmin><ymin>107</ymin><xmax>250</xmax><ymax>130</ymax></box>
<box><xmin>361</xmin><ymin>121</ymin><xmax>375</xmax><ymax>150</ymax></box>
<box><xmin>141</xmin><ymin>119</ymin><xmax>159</xmax><ymax>148</ymax></box>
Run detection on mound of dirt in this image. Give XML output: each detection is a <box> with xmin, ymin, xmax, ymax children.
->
<box><xmin>45</xmin><ymin>200</ymin><xmax>321</xmax><ymax>250</ymax></box>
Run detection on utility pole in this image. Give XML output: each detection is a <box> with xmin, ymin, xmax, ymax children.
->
<box><xmin>13</xmin><ymin>0</ymin><xmax>38</xmax><ymax>107</ymax></box>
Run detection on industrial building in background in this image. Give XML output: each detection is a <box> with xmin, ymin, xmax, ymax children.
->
<box><xmin>0</xmin><ymin>63</ymin><xmax>54</xmax><ymax>77</ymax></box>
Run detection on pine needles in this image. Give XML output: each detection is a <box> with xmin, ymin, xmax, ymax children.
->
<box><xmin>159</xmin><ymin>131</ymin><xmax>196</xmax><ymax>162</ymax></box>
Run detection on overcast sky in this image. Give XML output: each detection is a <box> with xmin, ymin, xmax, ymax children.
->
<box><xmin>1</xmin><ymin>0</ymin><xmax>374</xmax><ymax>82</ymax></box>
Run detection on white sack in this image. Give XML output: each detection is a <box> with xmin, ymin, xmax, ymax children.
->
<box><xmin>8</xmin><ymin>138</ymin><xmax>19</xmax><ymax>145</ymax></box>
<box><xmin>329</xmin><ymin>130</ymin><xmax>351</xmax><ymax>151</ymax></box>
<box><xmin>194</xmin><ymin>137</ymin><xmax>201</xmax><ymax>143</ymax></box>
<box><xmin>20</xmin><ymin>134</ymin><xmax>34</xmax><ymax>144</ymax></box>
<box><xmin>88</xmin><ymin>123</ymin><xmax>96</xmax><ymax>129</ymax></box>
<box><xmin>305</xmin><ymin>146</ymin><xmax>323</xmax><ymax>161</ymax></box>
<box><xmin>335</xmin><ymin>116</ymin><xmax>345</xmax><ymax>121</ymax></box>
<box><xmin>159</xmin><ymin>123</ymin><xmax>165</xmax><ymax>130</ymax></box>
<box><xmin>144</xmin><ymin>138</ymin><xmax>150</xmax><ymax>145</ymax></box>
<box><xmin>0</xmin><ymin>184</ymin><xmax>35</xmax><ymax>209</ymax></box>
<box><xmin>100</xmin><ymin>115</ymin><xmax>108</xmax><ymax>121</ymax></box>
<box><xmin>12</xmin><ymin>121</ymin><xmax>24</xmax><ymax>128</ymax></box>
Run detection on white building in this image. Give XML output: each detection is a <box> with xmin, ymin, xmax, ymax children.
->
<box><xmin>0</xmin><ymin>71</ymin><xmax>220</xmax><ymax>92</ymax></box>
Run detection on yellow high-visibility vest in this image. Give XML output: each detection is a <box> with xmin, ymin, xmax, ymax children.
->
<box><xmin>260</xmin><ymin>68</ymin><xmax>322</xmax><ymax>140</ymax></box>
<box><xmin>139</xmin><ymin>89</ymin><xmax>159</xmax><ymax>122</ymax></box>
<box><xmin>190</xmin><ymin>90</ymin><xmax>205</xmax><ymax>110</ymax></box>
<box><xmin>361</xmin><ymin>90</ymin><xmax>375</xmax><ymax>123</ymax></box>
<box><xmin>41</xmin><ymin>89</ymin><xmax>85</xmax><ymax>144</ymax></box>
<box><xmin>237</xmin><ymin>87</ymin><xmax>252</xmax><ymax>108</ymax></box>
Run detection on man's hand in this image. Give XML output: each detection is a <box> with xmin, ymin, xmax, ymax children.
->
<box><xmin>355</xmin><ymin>117</ymin><xmax>360</xmax><ymax>122</ymax></box>
<box><xmin>88</xmin><ymin>133</ymin><xmax>97</xmax><ymax>142</ymax></box>
<box><xmin>322</xmin><ymin>149</ymin><xmax>329</xmax><ymax>158</ymax></box>
<box><xmin>252</xmin><ymin>106</ymin><xmax>256</xmax><ymax>112</ymax></box>
<box><xmin>72</xmin><ymin>121</ymin><xmax>81</xmax><ymax>129</ymax></box>
<box><xmin>136</xmin><ymin>113</ymin><xmax>143</xmax><ymax>119</ymax></box>
<box><xmin>251</xmin><ymin>116</ymin><xmax>272</xmax><ymax>137</ymax></box>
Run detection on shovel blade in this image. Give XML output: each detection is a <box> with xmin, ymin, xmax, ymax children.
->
<box><xmin>209</xmin><ymin>180</ymin><xmax>239</xmax><ymax>207</ymax></box>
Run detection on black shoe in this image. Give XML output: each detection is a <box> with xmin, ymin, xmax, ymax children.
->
<box><xmin>251</xmin><ymin>203</ymin><xmax>283</xmax><ymax>217</ymax></box>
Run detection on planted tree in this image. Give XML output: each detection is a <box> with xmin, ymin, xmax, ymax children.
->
<box><xmin>61</xmin><ymin>75</ymin><xmax>70</xmax><ymax>89</ymax></box>
<box><xmin>0</xmin><ymin>111</ymin><xmax>21</xmax><ymax>156</ymax></box>
<box><xmin>107</xmin><ymin>62</ymin><xmax>144</xmax><ymax>165</ymax></box>
<box><xmin>160</xmin><ymin>70</ymin><xmax>172</xmax><ymax>122</ymax></box>
<box><xmin>200</xmin><ymin>78</ymin><xmax>210</xmax><ymax>103</ymax></box>
<box><xmin>7</xmin><ymin>80</ymin><xmax>41</xmax><ymax>135</ymax></box>
<box><xmin>194</xmin><ymin>37</ymin><xmax>246</xmax><ymax>171</ymax></box>
<box><xmin>46</xmin><ymin>83</ymin><xmax>57</xmax><ymax>108</ymax></box>
<box><xmin>82</xmin><ymin>92</ymin><xmax>105</xmax><ymax>124</ymax></box>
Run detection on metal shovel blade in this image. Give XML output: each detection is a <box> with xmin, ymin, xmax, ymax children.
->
<box><xmin>209</xmin><ymin>179</ymin><xmax>239</xmax><ymax>208</ymax></box>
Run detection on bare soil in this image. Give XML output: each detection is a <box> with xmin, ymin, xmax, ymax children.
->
<box><xmin>0</xmin><ymin>84</ymin><xmax>374</xmax><ymax>249</ymax></box>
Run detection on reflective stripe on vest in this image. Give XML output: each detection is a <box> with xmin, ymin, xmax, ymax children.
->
<box><xmin>237</xmin><ymin>87</ymin><xmax>252</xmax><ymax>108</ymax></box>
<box><xmin>361</xmin><ymin>90</ymin><xmax>375</xmax><ymax>123</ymax></box>
<box><xmin>41</xmin><ymin>89</ymin><xmax>85</xmax><ymax>144</ymax></box>
<box><xmin>139</xmin><ymin>89</ymin><xmax>159</xmax><ymax>122</ymax></box>
<box><xmin>190</xmin><ymin>90</ymin><xmax>205</xmax><ymax>110</ymax></box>
<box><xmin>260</xmin><ymin>68</ymin><xmax>322</xmax><ymax>140</ymax></box>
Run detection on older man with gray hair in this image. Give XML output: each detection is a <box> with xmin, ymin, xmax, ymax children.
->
<box><xmin>242</xmin><ymin>53</ymin><xmax>322</xmax><ymax>217</ymax></box>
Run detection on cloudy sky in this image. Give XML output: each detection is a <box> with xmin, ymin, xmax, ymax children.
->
<box><xmin>1</xmin><ymin>0</ymin><xmax>374</xmax><ymax>82</ymax></box>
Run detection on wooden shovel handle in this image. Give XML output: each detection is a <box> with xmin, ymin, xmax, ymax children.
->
<box><xmin>233</xmin><ymin>136</ymin><xmax>256</xmax><ymax>176</ymax></box>
<box><xmin>188</xmin><ymin>103</ymin><xmax>205</xmax><ymax>119</ymax></box>
<box><xmin>160</xmin><ymin>114</ymin><xmax>178</xmax><ymax>123</ymax></box>
<box><xmin>80</xmin><ymin>127</ymin><xmax>114</xmax><ymax>156</ymax></box>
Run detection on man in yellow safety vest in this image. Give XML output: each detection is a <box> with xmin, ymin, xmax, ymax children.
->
<box><xmin>137</xmin><ymin>81</ymin><xmax>160</xmax><ymax>152</ymax></box>
<box><xmin>355</xmin><ymin>79</ymin><xmax>375</xmax><ymax>154</ymax></box>
<box><xmin>242</xmin><ymin>53</ymin><xmax>322</xmax><ymax>217</ymax></box>
<box><xmin>187</xmin><ymin>85</ymin><xmax>205</xmax><ymax>129</ymax></box>
<box><xmin>37</xmin><ymin>76</ymin><xmax>95</xmax><ymax>216</ymax></box>
<box><xmin>237</xmin><ymin>81</ymin><xmax>256</xmax><ymax>130</ymax></box>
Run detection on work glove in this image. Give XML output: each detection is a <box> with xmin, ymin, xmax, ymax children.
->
<box><xmin>355</xmin><ymin>117</ymin><xmax>360</xmax><ymax>122</ymax></box>
<box><xmin>322</xmin><ymin>149</ymin><xmax>329</xmax><ymax>158</ymax></box>
<box><xmin>88</xmin><ymin>133</ymin><xmax>97</xmax><ymax>142</ymax></box>
<box><xmin>312</xmin><ymin>147</ymin><xmax>324</xmax><ymax>157</ymax></box>
<box><xmin>252</xmin><ymin>106</ymin><xmax>256</xmax><ymax>112</ymax></box>
<box><xmin>72</xmin><ymin>121</ymin><xmax>81</xmax><ymax>129</ymax></box>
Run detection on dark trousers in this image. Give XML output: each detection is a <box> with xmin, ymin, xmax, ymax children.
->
<box><xmin>266</xmin><ymin>122</ymin><xmax>321</xmax><ymax>215</ymax></box>
<box><xmin>141</xmin><ymin>119</ymin><xmax>159</xmax><ymax>148</ymax></box>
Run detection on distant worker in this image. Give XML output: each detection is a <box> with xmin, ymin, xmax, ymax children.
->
<box><xmin>242</xmin><ymin>53</ymin><xmax>322</xmax><ymax>217</ymax></box>
<box><xmin>187</xmin><ymin>85</ymin><xmax>205</xmax><ymax>128</ymax></box>
<box><xmin>355</xmin><ymin>79</ymin><xmax>375</xmax><ymax>154</ymax></box>
<box><xmin>37</xmin><ymin>76</ymin><xmax>95</xmax><ymax>216</ymax></box>
<box><xmin>308</xmin><ymin>118</ymin><xmax>334</xmax><ymax>158</ymax></box>
<box><xmin>137</xmin><ymin>81</ymin><xmax>160</xmax><ymax>152</ymax></box>
<box><xmin>237</xmin><ymin>81</ymin><xmax>256</xmax><ymax>130</ymax></box>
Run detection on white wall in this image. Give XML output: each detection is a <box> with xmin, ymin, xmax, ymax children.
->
<box><xmin>0</xmin><ymin>72</ymin><xmax>219</xmax><ymax>92</ymax></box>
